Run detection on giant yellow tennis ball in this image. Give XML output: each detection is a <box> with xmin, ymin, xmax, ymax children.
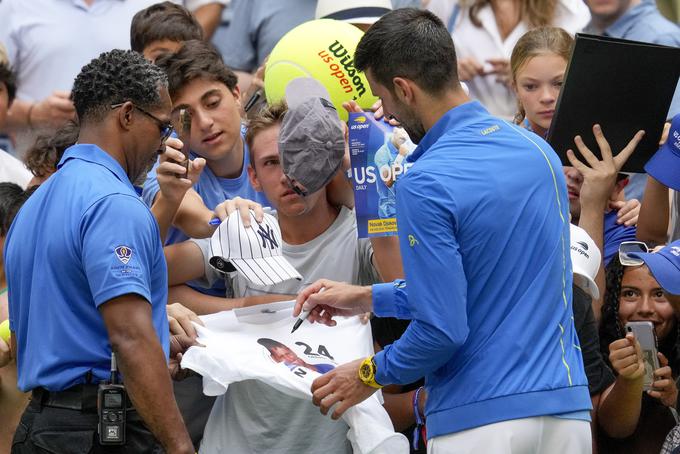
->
<box><xmin>265</xmin><ymin>19</ymin><xmax>377</xmax><ymax>121</ymax></box>
<box><xmin>0</xmin><ymin>320</ymin><xmax>10</xmax><ymax>343</ymax></box>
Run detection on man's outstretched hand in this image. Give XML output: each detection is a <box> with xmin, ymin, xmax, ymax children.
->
<box><xmin>294</xmin><ymin>280</ymin><xmax>373</xmax><ymax>327</ymax></box>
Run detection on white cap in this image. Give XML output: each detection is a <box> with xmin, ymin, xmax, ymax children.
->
<box><xmin>315</xmin><ymin>0</ymin><xmax>392</xmax><ymax>25</ymax></box>
<box><xmin>284</xmin><ymin>77</ymin><xmax>333</xmax><ymax>109</ymax></box>
<box><xmin>569</xmin><ymin>224</ymin><xmax>601</xmax><ymax>300</ymax></box>
<box><xmin>209</xmin><ymin>211</ymin><xmax>302</xmax><ymax>286</ymax></box>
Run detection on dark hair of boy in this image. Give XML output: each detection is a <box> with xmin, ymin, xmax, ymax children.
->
<box><xmin>354</xmin><ymin>8</ymin><xmax>458</xmax><ymax>95</ymax></box>
<box><xmin>24</xmin><ymin>121</ymin><xmax>79</xmax><ymax>179</ymax></box>
<box><xmin>0</xmin><ymin>62</ymin><xmax>17</xmax><ymax>105</ymax></box>
<box><xmin>130</xmin><ymin>1</ymin><xmax>203</xmax><ymax>54</ymax></box>
<box><xmin>155</xmin><ymin>39</ymin><xmax>238</xmax><ymax>100</ymax></box>
<box><xmin>0</xmin><ymin>183</ymin><xmax>37</xmax><ymax>236</ymax></box>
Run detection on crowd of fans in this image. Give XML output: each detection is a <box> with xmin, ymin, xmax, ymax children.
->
<box><xmin>0</xmin><ymin>1</ymin><xmax>679</xmax><ymax>453</ymax></box>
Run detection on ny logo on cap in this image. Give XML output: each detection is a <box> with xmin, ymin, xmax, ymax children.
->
<box><xmin>258</xmin><ymin>224</ymin><xmax>279</xmax><ymax>250</ymax></box>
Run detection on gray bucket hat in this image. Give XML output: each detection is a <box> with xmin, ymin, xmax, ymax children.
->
<box><xmin>279</xmin><ymin>78</ymin><xmax>345</xmax><ymax>196</ymax></box>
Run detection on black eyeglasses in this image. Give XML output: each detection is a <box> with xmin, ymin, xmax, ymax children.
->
<box><xmin>111</xmin><ymin>103</ymin><xmax>174</xmax><ymax>144</ymax></box>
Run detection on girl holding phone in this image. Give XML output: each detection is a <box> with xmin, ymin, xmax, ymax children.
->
<box><xmin>598</xmin><ymin>247</ymin><xmax>679</xmax><ymax>454</ymax></box>
<box><xmin>510</xmin><ymin>27</ymin><xmax>675</xmax><ymax>452</ymax></box>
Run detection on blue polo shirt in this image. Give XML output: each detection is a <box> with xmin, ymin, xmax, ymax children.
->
<box><xmin>5</xmin><ymin>144</ymin><xmax>170</xmax><ymax>392</ymax></box>
<box><xmin>371</xmin><ymin>101</ymin><xmax>591</xmax><ymax>438</ymax></box>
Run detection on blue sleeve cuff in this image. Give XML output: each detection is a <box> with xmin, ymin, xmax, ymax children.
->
<box><xmin>372</xmin><ymin>282</ymin><xmax>397</xmax><ymax>317</ymax></box>
<box><xmin>373</xmin><ymin>348</ymin><xmax>391</xmax><ymax>386</ymax></box>
<box><xmin>372</xmin><ymin>280</ymin><xmax>412</xmax><ymax>319</ymax></box>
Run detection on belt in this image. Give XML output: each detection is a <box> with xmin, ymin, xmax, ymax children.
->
<box><xmin>31</xmin><ymin>384</ymin><xmax>132</xmax><ymax>412</ymax></box>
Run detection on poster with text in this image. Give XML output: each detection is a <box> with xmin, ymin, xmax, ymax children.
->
<box><xmin>348</xmin><ymin>112</ymin><xmax>415</xmax><ymax>238</ymax></box>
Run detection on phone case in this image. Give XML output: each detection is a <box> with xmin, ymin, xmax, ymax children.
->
<box><xmin>178</xmin><ymin>109</ymin><xmax>191</xmax><ymax>175</ymax></box>
<box><xmin>625</xmin><ymin>321</ymin><xmax>660</xmax><ymax>390</ymax></box>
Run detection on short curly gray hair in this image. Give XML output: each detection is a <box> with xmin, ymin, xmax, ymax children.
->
<box><xmin>72</xmin><ymin>49</ymin><xmax>168</xmax><ymax>125</ymax></box>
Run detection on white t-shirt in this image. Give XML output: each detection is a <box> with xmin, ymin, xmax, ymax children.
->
<box><xmin>189</xmin><ymin>207</ymin><xmax>395</xmax><ymax>453</ymax></box>
<box><xmin>182</xmin><ymin>304</ymin><xmax>408</xmax><ymax>454</ymax></box>
<box><xmin>427</xmin><ymin>0</ymin><xmax>590</xmax><ymax>119</ymax></box>
<box><xmin>0</xmin><ymin>150</ymin><xmax>32</xmax><ymax>188</ymax></box>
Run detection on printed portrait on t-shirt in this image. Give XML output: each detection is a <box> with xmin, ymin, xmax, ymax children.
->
<box><xmin>257</xmin><ymin>337</ymin><xmax>336</xmax><ymax>376</ymax></box>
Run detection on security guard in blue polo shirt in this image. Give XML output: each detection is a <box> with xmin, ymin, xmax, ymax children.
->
<box><xmin>4</xmin><ymin>50</ymin><xmax>194</xmax><ymax>453</ymax></box>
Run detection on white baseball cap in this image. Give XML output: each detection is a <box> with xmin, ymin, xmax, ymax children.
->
<box><xmin>208</xmin><ymin>211</ymin><xmax>302</xmax><ymax>286</ymax></box>
<box><xmin>315</xmin><ymin>0</ymin><xmax>392</xmax><ymax>25</ymax></box>
<box><xmin>569</xmin><ymin>224</ymin><xmax>601</xmax><ymax>300</ymax></box>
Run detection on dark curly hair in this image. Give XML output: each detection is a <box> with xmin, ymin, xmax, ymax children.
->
<box><xmin>0</xmin><ymin>61</ymin><xmax>17</xmax><ymax>105</ymax></box>
<box><xmin>24</xmin><ymin>121</ymin><xmax>79</xmax><ymax>179</ymax></box>
<box><xmin>130</xmin><ymin>2</ymin><xmax>203</xmax><ymax>54</ymax></box>
<box><xmin>0</xmin><ymin>183</ymin><xmax>37</xmax><ymax>237</ymax></box>
<box><xmin>71</xmin><ymin>49</ymin><xmax>168</xmax><ymax>125</ymax></box>
<box><xmin>155</xmin><ymin>40</ymin><xmax>238</xmax><ymax>100</ymax></box>
<box><xmin>599</xmin><ymin>256</ymin><xmax>680</xmax><ymax>373</ymax></box>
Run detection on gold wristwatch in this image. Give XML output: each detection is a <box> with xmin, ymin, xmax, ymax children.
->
<box><xmin>358</xmin><ymin>356</ymin><xmax>383</xmax><ymax>389</ymax></box>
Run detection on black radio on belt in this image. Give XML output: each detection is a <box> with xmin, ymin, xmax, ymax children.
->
<box><xmin>98</xmin><ymin>352</ymin><xmax>126</xmax><ymax>445</ymax></box>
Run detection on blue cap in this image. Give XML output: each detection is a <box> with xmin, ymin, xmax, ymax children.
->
<box><xmin>628</xmin><ymin>240</ymin><xmax>680</xmax><ymax>295</ymax></box>
<box><xmin>645</xmin><ymin>114</ymin><xmax>680</xmax><ymax>191</ymax></box>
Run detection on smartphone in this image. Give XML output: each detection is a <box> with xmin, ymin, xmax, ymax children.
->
<box><xmin>625</xmin><ymin>321</ymin><xmax>660</xmax><ymax>391</ymax></box>
<box><xmin>177</xmin><ymin>108</ymin><xmax>191</xmax><ymax>177</ymax></box>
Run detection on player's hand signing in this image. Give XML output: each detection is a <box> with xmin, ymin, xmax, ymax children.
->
<box><xmin>312</xmin><ymin>358</ymin><xmax>378</xmax><ymax>419</ymax></box>
<box><xmin>294</xmin><ymin>280</ymin><xmax>373</xmax><ymax>327</ymax></box>
<box><xmin>213</xmin><ymin>197</ymin><xmax>264</xmax><ymax>228</ymax></box>
<box><xmin>157</xmin><ymin>137</ymin><xmax>206</xmax><ymax>204</ymax></box>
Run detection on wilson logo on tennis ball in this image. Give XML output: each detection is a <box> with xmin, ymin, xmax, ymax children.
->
<box><xmin>317</xmin><ymin>41</ymin><xmax>366</xmax><ymax>99</ymax></box>
<box><xmin>264</xmin><ymin>19</ymin><xmax>378</xmax><ymax>121</ymax></box>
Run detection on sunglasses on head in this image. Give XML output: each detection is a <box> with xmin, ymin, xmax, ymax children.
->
<box><xmin>618</xmin><ymin>241</ymin><xmax>649</xmax><ymax>267</ymax></box>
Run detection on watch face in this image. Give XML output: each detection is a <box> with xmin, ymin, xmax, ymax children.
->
<box><xmin>360</xmin><ymin>362</ymin><xmax>372</xmax><ymax>380</ymax></box>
